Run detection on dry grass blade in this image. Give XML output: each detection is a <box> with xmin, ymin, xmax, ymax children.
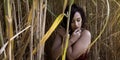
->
<box><xmin>32</xmin><ymin>13</ymin><xmax>64</xmax><ymax>54</ymax></box>
<box><xmin>0</xmin><ymin>42</ymin><xmax>8</xmax><ymax>55</ymax></box>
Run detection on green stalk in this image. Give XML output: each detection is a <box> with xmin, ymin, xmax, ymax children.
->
<box><xmin>62</xmin><ymin>0</ymin><xmax>74</xmax><ymax>60</ymax></box>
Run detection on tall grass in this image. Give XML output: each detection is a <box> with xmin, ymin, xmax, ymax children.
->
<box><xmin>0</xmin><ymin>0</ymin><xmax>120</xmax><ymax>60</ymax></box>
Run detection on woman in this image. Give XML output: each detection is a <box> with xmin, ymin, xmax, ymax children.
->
<box><xmin>51</xmin><ymin>4</ymin><xmax>91</xmax><ymax>60</ymax></box>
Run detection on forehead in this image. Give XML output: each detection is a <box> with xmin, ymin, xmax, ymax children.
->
<box><xmin>73</xmin><ymin>12</ymin><xmax>81</xmax><ymax>20</ymax></box>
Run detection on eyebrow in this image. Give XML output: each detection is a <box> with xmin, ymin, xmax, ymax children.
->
<box><xmin>77</xmin><ymin>18</ymin><xmax>80</xmax><ymax>20</ymax></box>
<box><xmin>72</xmin><ymin>17</ymin><xmax>81</xmax><ymax>21</ymax></box>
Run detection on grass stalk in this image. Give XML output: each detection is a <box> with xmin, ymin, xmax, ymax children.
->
<box><xmin>62</xmin><ymin>0</ymin><xmax>74</xmax><ymax>60</ymax></box>
<box><xmin>4</xmin><ymin>0</ymin><xmax>14</xmax><ymax>60</ymax></box>
<box><xmin>37</xmin><ymin>0</ymin><xmax>43</xmax><ymax>59</ymax></box>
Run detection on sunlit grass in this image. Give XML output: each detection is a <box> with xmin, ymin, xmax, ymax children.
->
<box><xmin>0</xmin><ymin>0</ymin><xmax>120</xmax><ymax>60</ymax></box>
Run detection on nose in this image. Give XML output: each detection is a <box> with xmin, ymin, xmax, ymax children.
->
<box><xmin>74</xmin><ymin>21</ymin><xmax>78</xmax><ymax>28</ymax></box>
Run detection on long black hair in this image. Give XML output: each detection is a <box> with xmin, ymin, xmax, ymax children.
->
<box><xmin>61</xmin><ymin>4</ymin><xmax>86</xmax><ymax>33</ymax></box>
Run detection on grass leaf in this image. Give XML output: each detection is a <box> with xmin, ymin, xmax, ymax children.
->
<box><xmin>62</xmin><ymin>34</ymin><xmax>69</xmax><ymax>60</ymax></box>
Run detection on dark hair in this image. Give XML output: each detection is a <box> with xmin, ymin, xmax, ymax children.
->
<box><xmin>61</xmin><ymin>4</ymin><xmax>86</xmax><ymax>32</ymax></box>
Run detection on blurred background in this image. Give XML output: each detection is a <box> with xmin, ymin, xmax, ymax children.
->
<box><xmin>0</xmin><ymin>0</ymin><xmax>120</xmax><ymax>60</ymax></box>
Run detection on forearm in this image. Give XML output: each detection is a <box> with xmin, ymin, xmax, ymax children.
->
<box><xmin>67</xmin><ymin>46</ymin><xmax>74</xmax><ymax>60</ymax></box>
<box><xmin>67</xmin><ymin>38</ymin><xmax>79</xmax><ymax>60</ymax></box>
<box><xmin>69</xmin><ymin>37</ymin><xmax>78</xmax><ymax>46</ymax></box>
<box><xmin>66</xmin><ymin>39</ymin><xmax>76</xmax><ymax>60</ymax></box>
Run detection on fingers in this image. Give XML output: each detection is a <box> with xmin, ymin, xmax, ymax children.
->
<box><xmin>74</xmin><ymin>28</ymin><xmax>81</xmax><ymax>33</ymax></box>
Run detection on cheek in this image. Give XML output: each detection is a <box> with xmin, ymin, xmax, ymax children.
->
<box><xmin>79</xmin><ymin>21</ymin><xmax>82</xmax><ymax>26</ymax></box>
<box><xmin>78</xmin><ymin>22</ymin><xmax>82</xmax><ymax>26</ymax></box>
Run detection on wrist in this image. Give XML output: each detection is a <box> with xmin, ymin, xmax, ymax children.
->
<box><xmin>69</xmin><ymin>40</ymin><xmax>74</xmax><ymax>46</ymax></box>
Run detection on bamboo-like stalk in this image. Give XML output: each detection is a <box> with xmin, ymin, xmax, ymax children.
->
<box><xmin>37</xmin><ymin>0</ymin><xmax>43</xmax><ymax>59</ymax></box>
<box><xmin>30</xmin><ymin>0</ymin><xmax>36</xmax><ymax>59</ymax></box>
<box><xmin>4</xmin><ymin>0</ymin><xmax>14</xmax><ymax>60</ymax></box>
<box><xmin>62</xmin><ymin>0</ymin><xmax>74</xmax><ymax>60</ymax></box>
<box><xmin>40</xmin><ymin>0</ymin><xmax>47</xmax><ymax>59</ymax></box>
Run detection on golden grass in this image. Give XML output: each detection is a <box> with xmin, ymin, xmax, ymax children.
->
<box><xmin>0</xmin><ymin>0</ymin><xmax>120</xmax><ymax>60</ymax></box>
<box><xmin>89</xmin><ymin>0</ymin><xmax>110</xmax><ymax>49</ymax></box>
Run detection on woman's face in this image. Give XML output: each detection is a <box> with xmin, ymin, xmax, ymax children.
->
<box><xmin>71</xmin><ymin>12</ymin><xmax>82</xmax><ymax>31</ymax></box>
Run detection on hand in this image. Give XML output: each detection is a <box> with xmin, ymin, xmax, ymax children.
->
<box><xmin>70</xmin><ymin>28</ymin><xmax>81</xmax><ymax>44</ymax></box>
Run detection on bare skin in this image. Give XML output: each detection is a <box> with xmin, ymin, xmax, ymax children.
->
<box><xmin>51</xmin><ymin>12</ymin><xmax>91</xmax><ymax>60</ymax></box>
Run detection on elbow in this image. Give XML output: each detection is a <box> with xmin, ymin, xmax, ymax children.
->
<box><xmin>68</xmin><ymin>53</ymin><xmax>80</xmax><ymax>60</ymax></box>
<box><xmin>71</xmin><ymin>48</ymin><xmax>87</xmax><ymax>59</ymax></box>
<box><xmin>71</xmin><ymin>54</ymin><xmax>80</xmax><ymax>59</ymax></box>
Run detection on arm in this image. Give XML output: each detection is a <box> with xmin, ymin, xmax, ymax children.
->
<box><xmin>67</xmin><ymin>29</ymin><xmax>81</xmax><ymax>60</ymax></box>
<box><xmin>67</xmin><ymin>30</ymin><xmax>91</xmax><ymax>60</ymax></box>
<box><xmin>51</xmin><ymin>26</ymin><xmax>66</xmax><ymax>60</ymax></box>
<box><xmin>51</xmin><ymin>34</ymin><xmax>63</xmax><ymax>60</ymax></box>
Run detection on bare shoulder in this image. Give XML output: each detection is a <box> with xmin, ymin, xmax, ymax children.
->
<box><xmin>82</xmin><ymin>29</ymin><xmax>91</xmax><ymax>37</ymax></box>
<box><xmin>81</xmin><ymin>29</ymin><xmax>91</xmax><ymax>42</ymax></box>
